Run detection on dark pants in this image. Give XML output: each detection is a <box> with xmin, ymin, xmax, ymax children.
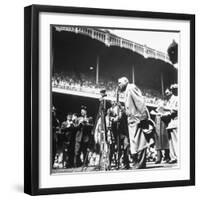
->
<box><xmin>52</xmin><ymin>131</ymin><xmax>57</xmax><ymax>166</ymax></box>
<box><xmin>156</xmin><ymin>149</ymin><xmax>170</xmax><ymax>163</ymax></box>
<box><xmin>74</xmin><ymin>140</ymin><xmax>90</xmax><ymax>167</ymax></box>
<box><xmin>132</xmin><ymin>148</ymin><xmax>147</xmax><ymax>169</ymax></box>
<box><xmin>119</xmin><ymin>135</ymin><xmax>130</xmax><ymax>168</ymax></box>
<box><xmin>81</xmin><ymin>142</ymin><xmax>90</xmax><ymax>165</ymax></box>
<box><xmin>74</xmin><ymin>140</ymin><xmax>82</xmax><ymax>167</ymax></box>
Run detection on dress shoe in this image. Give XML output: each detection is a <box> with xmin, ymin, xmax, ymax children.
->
<box><xmin>155</xmin><ymin>150</ymin><xmax>162</xmax><ymax>164</ymax></box>
<box><xmin>163</xmin><ymin>158</ymin><xmax>170</xmax><ymax>163</ymax></box>
<box><xmin>122</xmin><ymin>164</ymin><xmax>130</xmax><ymax>170</ymax></box>
<box><xmin>168</xmin><ymin>159</ymin><xmax>177</xmax><ymax>164</ymax></box>
<box><xmin>155</xmin><ymin>160</ymin><xmax>161</xmax><ymax>164</ymax></box>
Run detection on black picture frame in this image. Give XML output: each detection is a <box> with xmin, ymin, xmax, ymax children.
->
<box><xmin>24</xmin><ymin>4</ymin><xmax>195</xmax><ymax>196</ymax></box>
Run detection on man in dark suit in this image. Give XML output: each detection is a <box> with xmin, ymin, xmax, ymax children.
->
<box><xmin>107</xmin><ymin>101</ymin><xmax>130</xmax><ymax>169</ymax></box>
<box><xmin>61</xmin><ymin>113</ymin><xmax>74</xmax><ymax>168</ymax></box>
<box><xmin>74</xmin><ymin>106</ymin><xmax>93</xmax><ymax>167</ymax></box>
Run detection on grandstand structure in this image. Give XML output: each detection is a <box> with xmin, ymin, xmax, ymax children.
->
<box><xmin>55</xmin><ymin>26</ymin><xmax>171</xmax><ymax>64</ymax></box>
<box><xmin>51</xmin><ymin>25</ymin><xmax>178</xmax><ymax>117</ymax></box>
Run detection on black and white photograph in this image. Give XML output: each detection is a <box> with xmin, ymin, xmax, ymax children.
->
<box><xmin>24</xmin><ymin>5</ymin><xmax>195</xmax><ymax>195</ymax></box>
<box><xmin>51</xmin><ymin>25</ymin><xmax>179</xmax><ymax>174</ymax></box>
<box><xmin>0</xmin><ymin>0</ymin><xmax>198</xmax><ymax>198</ymax></box>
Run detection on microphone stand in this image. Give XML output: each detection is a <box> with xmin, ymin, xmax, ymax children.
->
<box><xmin>116</xmin><ymin>87</ymin><xmax>120</xmax><ymax>170</ymax></box>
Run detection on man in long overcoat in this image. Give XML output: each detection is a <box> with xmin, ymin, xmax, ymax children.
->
<box><xmin>118</xmin><ymin>77</ymin><xmax>153</xmax><ymax>169</ymax></box>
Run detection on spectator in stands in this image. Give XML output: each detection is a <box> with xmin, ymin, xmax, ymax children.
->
<box><xmin>52</xmin><ymin>71</ymin><xmax>164</xmax><ymax>106</ymax></box>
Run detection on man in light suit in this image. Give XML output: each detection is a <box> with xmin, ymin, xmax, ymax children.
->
<box><xmin>118</xmin><ymin>77</ymin><xmax>153</xmax><ymax>169</ymax></box>
<box><xmin>165</xmin><ymin>85</ymin><xmax>178</xmax><ymax>164</ymax></box>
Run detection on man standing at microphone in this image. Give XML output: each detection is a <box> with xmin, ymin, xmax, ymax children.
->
<box><xmin>118</xmin><ymin>77</ymin><xmax>153</xmax><ymax>169</ymax></box>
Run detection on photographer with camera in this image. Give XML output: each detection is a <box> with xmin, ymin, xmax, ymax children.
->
<box><xmin>74</xmin><ymin>106</ymin><xmax>94</xmax><ymax>168</ymax></box>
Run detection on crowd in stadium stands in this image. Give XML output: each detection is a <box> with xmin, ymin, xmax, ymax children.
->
<box><xmin>52</xmin><ymin>72</ymin><xmax>164</xmax><ymax>106</ymax></box>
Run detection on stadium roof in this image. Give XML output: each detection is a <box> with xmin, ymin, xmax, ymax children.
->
<box><xmin>55</xmin><ymin>26</ymin><xmax>172</xmax><ymax>64</ymax></box>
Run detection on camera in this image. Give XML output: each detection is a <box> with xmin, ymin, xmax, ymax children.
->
<box><xmin>100</xmin><ymin>89</ymin><xmax>107</xmax><ymax>98</ymax></box>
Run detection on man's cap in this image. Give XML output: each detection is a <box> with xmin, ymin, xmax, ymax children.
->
<box><xmin>170</xmin><ymin>84</ymin><xmax>178</xmax><ymax>90</ymax></box>
<box><xmin>170</xmin><ymin>84</ymin><xmax>178</xmax><ymax>95</ymax></box>
<box><xmin>100</xmin><ymin>88</ymin><xmax>106</xmax><ymax>94</ymax></box>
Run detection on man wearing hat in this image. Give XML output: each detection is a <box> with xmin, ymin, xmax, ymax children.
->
<box><xmin>165</xmin><ymin>85</ymin><xmax>178</xmax><ymax>164</ymax></box>
<box><xmin>118</xmin><ymin>77</ymin><xmax>153</xmax><ymax>169</ymax></box>
<box><xmin>60</xmin><ymin>113</ymin><xmax>75</xmax><ymax>168</ymax></box>
<box><xmin>74</xmin><ymin>106</ymin><xmax>93</xmax><ymax>167</ymax></box>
